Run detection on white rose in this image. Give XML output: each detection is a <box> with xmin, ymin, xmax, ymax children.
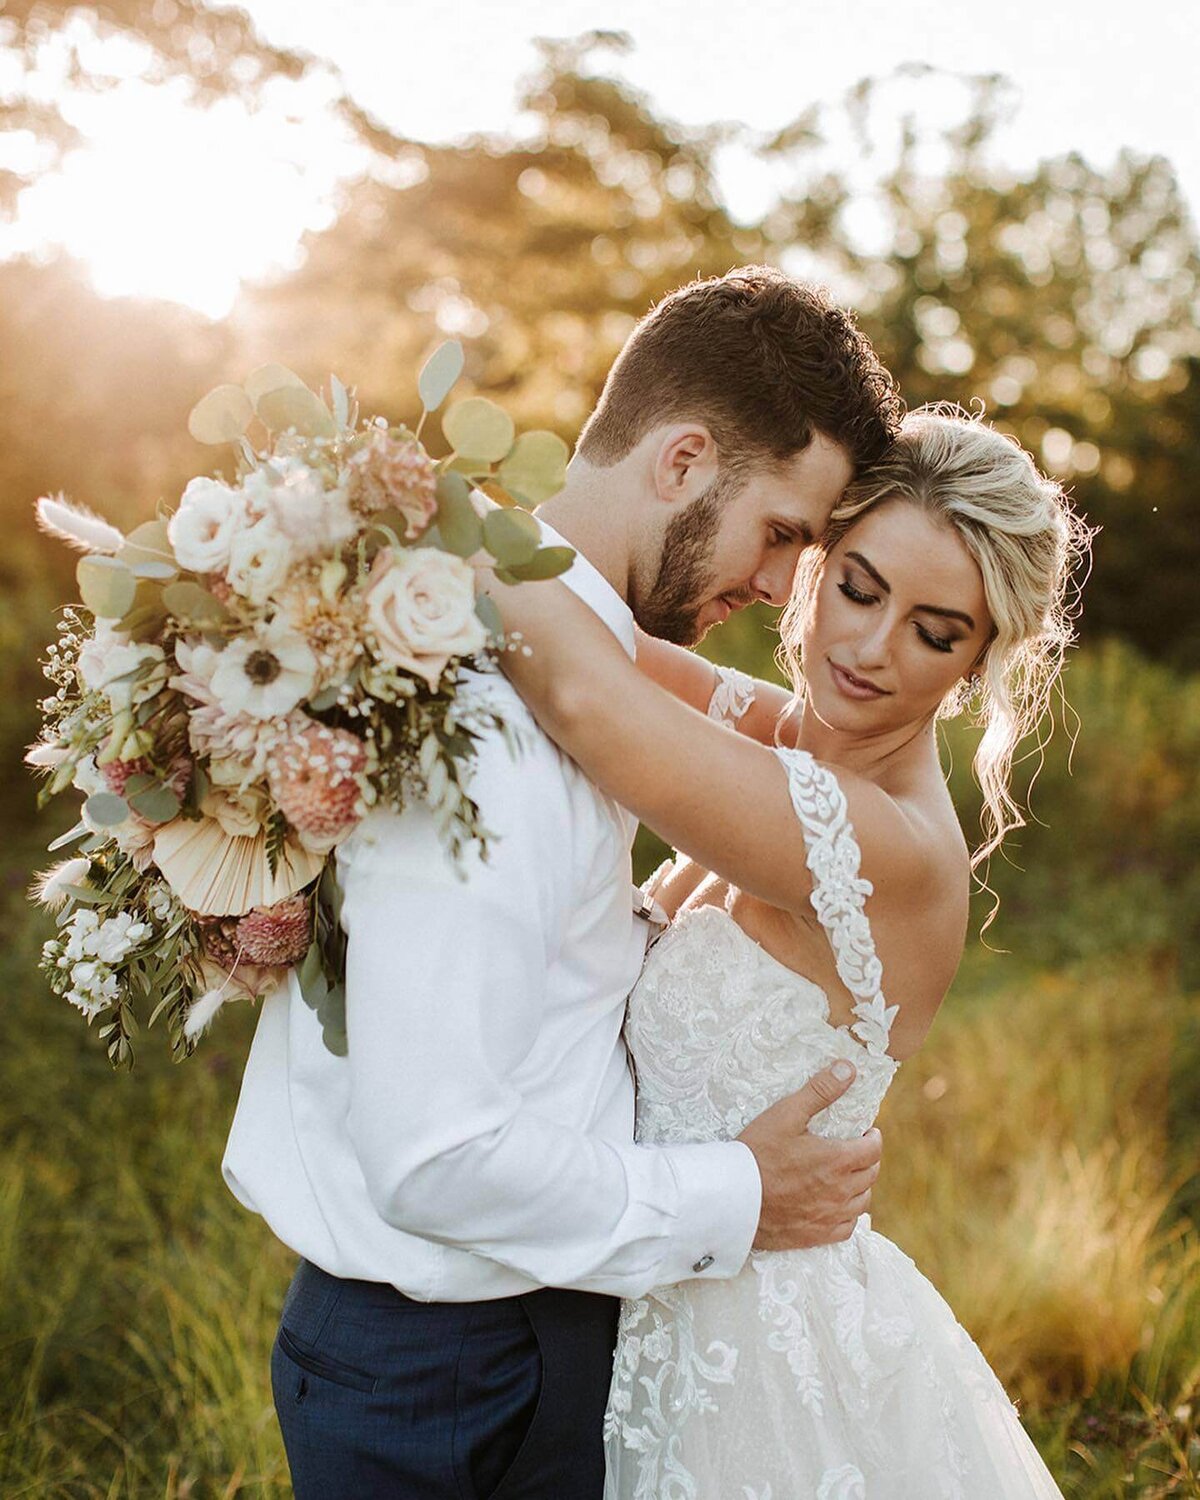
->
<box><xmin>168</xmin><ymin>477</ymin><xmax>245</xmax><ymax>574</ymax></box>
<box><xmin>364</xmin><ymin>546</ymin><xmax>488</xmax><ymax>690</ymax></box>
<box><xmin>200</xmin><ymin>780</ymin><xmax>269</xmax><ymax>839</ymax></box>
<box><xmin>244</xmin><ymin>458</ymin><xmax>357</xmax><ymax>558</ymax></box>
<box><xmin>226</xmin><ymin>515</ymin><xmax>294</xmax><ymax>606</ymax></box>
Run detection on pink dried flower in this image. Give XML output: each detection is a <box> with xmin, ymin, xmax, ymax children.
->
<box><xmin>235</xmin><ymin>894</ymin><xmax>311</xmax><ymax>966</ymax></box>
<box><xmin>268</xmin><ymin>720</ymin><xmax>366</xmax><ymax>841</ymax></box>
<box><xmin>348</xmin><ymin>431</ymin><xmax>438</xmax><ymax>535</ymax></box>
<box><xmin>100</xmin><ymin>751</ymin><xmax>192</xmax><ymax>801</ymax></box>
<box><xmin>101</xmin><ymin>755</ymin><xmax>152</xmax><ymax>797</ymax></box>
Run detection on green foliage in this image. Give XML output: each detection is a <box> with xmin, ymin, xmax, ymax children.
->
<box><xmin>417</xmin><ymin>339</ymin><xmax>465</xmax><ymax>412</ymax></box>
<box><xmin>77</xmin><ymin>555</ymin><xmax>136</xmax><ymax>619</ymax></box>
<box><xmin>187</xmin><ymin>383</ymin><xmax>254</xmax><ymax>445</ymax></box>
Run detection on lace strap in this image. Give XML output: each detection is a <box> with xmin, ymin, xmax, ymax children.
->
<box><xmin>706</xmin><ymin>664</ymin><xmax>755</xmax><ymax>729</ymax></box>
<box><xmin>773</xmin><ymin>747</ymin><xmax>898</xmax><ymax>1055</ymax></box>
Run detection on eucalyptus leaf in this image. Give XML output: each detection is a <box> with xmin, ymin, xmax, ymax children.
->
<box><xmin>482</xmin><ymin>507</ymin><xmax>541</xmax><ymax>568</ymax></box>
<box><xmin>244</xmin><ymin>363</ymin><xmax>307</xmax><ymax>405</ymax></box>
<box><xmin>256</xmin><ymin>385</ymin><xmax>337</xmax><ymax>440</ymax></box>
<box><xmin>161</xmin><ymin>581</ymin><xmax>232</xmax><ymax>628</ymax></box>
<box><xmin>128</xmin><ymin>783</ymin><xmax>182</xmax><ymax>825</ymax></box>
<box><xmin>503</xmin><ymin>545</ymin><xmax>577</xmax><ymax>582</ymax></box>
<box><xmin>307</xmin><ymin>684</ymin><xmax>342</xmax><ymax>712</ymax></box>
<box><xmin>85</xmin><ymin>792</ymin><xmax>129</xmax><ymax>827</ymax></box>
<box><xmin>436</xmin><ymin>473</ymin><xmax>485</xmax><ymax>558</ymax></box>
<box><xmin>298</xmin><ymin>941</ymin><xmax>327</xmax><ymax>1008</ymax></box>
<box><xmin>417</xmin><ymin>340</ymin><xmax>465</xmax><ymax>412</ymax></box>
<box><xmin>474</xmin><ymin>593</ymin><xmax>503</xmax><ymax>640</ymax></box>
<box><xmin>78</xmin><ymin>555</ymin><xmax>137</xmax><ymax>619</ymax></box>
<box><xmin>119</xmin><ymin>579</ymin><xmax>170</xmax><ymax>640</ymax></box>
<box><xmin>330</xmin><ymin>373</ymin><xmax>350</xmax><ymax>430</ymax></box>
<box><xmin>443</xmin><ymin>398</ymin><xmax>516</xmax><ymax>464</ymax></box>
<box><xmin>122</xmin><ymin>773</ymin><xmax>156</xmax><ymax>797</ymax></box>
<box><xmin>498</xmin><ymin>430</ymin><xmax>571</xmax><ymax>505</ymax></box>
<box><xmin>188</xmin><ymin>384</ymin><xmax>254</xmax><ymax>445</ymax></box>
<box><xmin>120</xmin><ymin>520</ymin><xmax>176</xmax><ymax>572</ymax></box>
<box><xmin>318</xmin><ymin>982</ymin><xmax>348</xmax><ymax>1056</ymax></box>
<box><xmin>476</xmin><ymin>480</ymin><xmax>518</xmax><ymax>509</ymax></box>
<box><xmin>127</xmin><ymin>559</ymin><xmax>177</xmax><ymax>580</ymax></box>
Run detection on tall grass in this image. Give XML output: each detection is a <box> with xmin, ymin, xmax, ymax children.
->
<box><xmin>1</xmin><ymin>641</ymin><xmax>1197</xmax><ymax>1495</ymax></box>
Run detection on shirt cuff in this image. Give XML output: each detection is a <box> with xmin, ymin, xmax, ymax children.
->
<box><xmin>655</xmin><ymin>1139</ymin><xmax>762</xmax><ymax>1287</ymax></box>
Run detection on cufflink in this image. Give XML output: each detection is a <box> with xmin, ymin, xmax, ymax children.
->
<box><xmin>692</xmin><ymin>1254</ymin><xmax>714</xmax><ymax>1273</ymax></box>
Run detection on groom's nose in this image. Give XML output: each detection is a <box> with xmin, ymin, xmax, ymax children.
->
<box><xmin>752</xmin><ymin>552</ymin><xmax>800</xmax><ymax>608</ymax></box>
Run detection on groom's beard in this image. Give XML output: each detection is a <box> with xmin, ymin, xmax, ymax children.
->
<box><xmin>635</xmin><ymin>471</ymin><xmax>739</xmax><ymax>646</ymax></box>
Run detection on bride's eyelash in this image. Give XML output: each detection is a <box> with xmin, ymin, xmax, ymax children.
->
<box><xmin>917</xmin><ymin>625</ymin><xmax>954</xmax><ymax>654</ymax></box>
<box><xmin>841</xmin><ymin>577</ymin><xmax>956</xmax><ymax>653</ymax></box>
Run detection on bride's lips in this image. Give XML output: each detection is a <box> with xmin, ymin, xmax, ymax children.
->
<box><xmin>829</xmin><ymin>660</ymin><xmax>890</xmax><ymax>700</ymax></box>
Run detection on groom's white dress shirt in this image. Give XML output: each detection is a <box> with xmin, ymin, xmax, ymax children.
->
<box><xmin>222</xmin><ymin>528</ymin><xmax>762</xmax><ymax>1301</ymax></box>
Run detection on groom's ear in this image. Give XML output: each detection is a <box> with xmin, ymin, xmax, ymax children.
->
<box><xmin>653</xmin><ymin>424</ymin><xmax>719</xmax><ymax>507</ymax></box>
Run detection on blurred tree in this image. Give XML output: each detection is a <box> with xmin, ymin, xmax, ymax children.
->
<box><xmin>239</xmin><ymin>47</ymin><xmax>1199</xmax><ymax>662</ymax></box>
<box><xmin>0</xmin><ymin>255</ymin><xmax>233</xmax><ymax>816</ymax></box>
<box><xmin>761</xmin><ymin>68</ymin><xmax>1200</xmax><ymax>664</ymax></box>
<box><xmin>235</xmin><ymin>32</ymin><xmax>768</xmax><ymax>437</ymax></box>
<box><xmin>0</xmin><ymin>0</ymin><xmax>318</xmax><ymax>211</ymax></box>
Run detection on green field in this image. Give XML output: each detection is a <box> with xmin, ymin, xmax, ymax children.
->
<box><xmin>1</xmin><ymin>641</ymin><xmax>1197</xmax><ymax>1497</ymax></box>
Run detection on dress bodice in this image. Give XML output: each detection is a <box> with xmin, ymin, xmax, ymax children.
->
<box><xmin>628</xmin><ymin>748</ymin><xmax>900</xmax><ymax>1148</ymax></box>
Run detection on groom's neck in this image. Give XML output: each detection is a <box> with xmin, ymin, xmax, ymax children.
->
<box><xmin>536</xmin><ymin>466</ymin><xmax>634</xmax><ymax>602</ymax></box>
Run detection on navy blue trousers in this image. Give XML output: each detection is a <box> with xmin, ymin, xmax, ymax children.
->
<box><xmin>272</xmin><ymin>1259</ymin><xmax>620</xmax><ymax>1499</ymax></box>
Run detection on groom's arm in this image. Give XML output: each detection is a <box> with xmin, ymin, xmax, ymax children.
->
<box><xmin>338</xmin><ymin>707</ymin><xmax>762</xmax><ymax>1299</ymax></box>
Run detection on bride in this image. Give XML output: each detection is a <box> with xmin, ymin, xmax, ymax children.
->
<box><xmin>478</xmin><ymin>406</ymin><xmax>1091</xmax><ymax>1498</ymax></box>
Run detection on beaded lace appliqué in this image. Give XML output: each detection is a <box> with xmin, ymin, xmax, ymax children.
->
<box><xmin>773</xmin><ymin>747</ymin><xmax>899</xmax><ymax>1057</ymax></box>
<box><xmin>706</xmin><ymin>664</ymin><xmax>755</xmax><ymax>729</ymax></box>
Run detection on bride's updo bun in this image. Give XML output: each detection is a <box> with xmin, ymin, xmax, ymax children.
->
<box><xmin>778</xmin><ymin>405</ymin><xmax>1094</xmax><ymax>878</ymax></box>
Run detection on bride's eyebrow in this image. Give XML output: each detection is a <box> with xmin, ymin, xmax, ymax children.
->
<box><xmin>845</xmin><ymin>549</ymin><xmax>976</xmax><ymax>630</ymax></box>
<box><xmin>844</xmin><ymin>550</ymin><xmax>889</xmax><ymax>593</ymax></box>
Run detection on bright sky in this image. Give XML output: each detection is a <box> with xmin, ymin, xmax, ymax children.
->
<box><xmin>0</xmin><ymin>0</ymin><xmax>1195</xmax><ymax>317</ymax></box>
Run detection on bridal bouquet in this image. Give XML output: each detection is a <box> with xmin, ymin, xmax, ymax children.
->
<box><xmin>27</xmin><ymin>345</ymin><xmax>572</xmax><ymax>1064</ymax></box>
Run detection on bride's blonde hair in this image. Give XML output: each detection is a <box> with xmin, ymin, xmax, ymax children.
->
<box><xmin>777</xmin><ymin>405</ymin><xmax>1093</xmax><ymax>884</ymax></box>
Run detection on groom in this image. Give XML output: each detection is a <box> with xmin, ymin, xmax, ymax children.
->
<box><xmin>223</xmin><ymin>266</ymin><xmax>902</xmax><ymax>1499</ymax></box>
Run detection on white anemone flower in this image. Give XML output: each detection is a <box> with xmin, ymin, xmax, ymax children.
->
<box><xmin>210</xmin><ymin>619</ymin><xmax>319</xmax><ymax>721</ymax></box>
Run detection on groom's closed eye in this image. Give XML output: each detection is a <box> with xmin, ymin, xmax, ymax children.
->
<box><xmin>769</xmin><ymin>523</ymin><xmax>814</xmax><ymax>547</ymax></box>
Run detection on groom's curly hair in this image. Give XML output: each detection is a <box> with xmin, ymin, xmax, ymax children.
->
<box><xmin>577</xmin><ymin>266</ymin><xmax>903</xmax><ymax>476</ymax></box>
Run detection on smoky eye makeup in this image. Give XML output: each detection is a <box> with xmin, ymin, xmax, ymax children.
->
<box><xmin>837</xmin><ymin>566</ymin><xmax>876</xmax><ymax>604</ymax></box>
<box><xmin>916</xmin><ymin>622</ymin><xmax>956</xmax><ymax>653</ymax></box>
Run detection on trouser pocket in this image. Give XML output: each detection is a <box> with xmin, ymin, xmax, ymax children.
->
<box><xmin>275</xmin><ymin>1324</ymin><xmax>380</xmax><ymax>1394</ymax></box>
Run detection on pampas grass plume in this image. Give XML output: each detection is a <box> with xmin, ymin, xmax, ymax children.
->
<box><xmin>30</xmin><ymin>857</ymin><xmax>91</xmax><ymax>911</ymax></box>
<box><xmin>183</xmin><ymin>988</ymin><xmax>229</xmax><ymax>1041</ymax></box>
<box><xmin>35</xmin><ymin>493</ymin><xmax>124</xmax><ymax>555</ymax></box>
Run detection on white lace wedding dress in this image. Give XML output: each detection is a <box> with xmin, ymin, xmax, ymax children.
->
<box><xmin>604</xmin><ymin>745</ymin><xmax>1063</xmax><ymax>1499</ymax></box>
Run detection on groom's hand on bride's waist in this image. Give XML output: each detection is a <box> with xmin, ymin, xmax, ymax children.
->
<box><xmin>737</xmin><ymin>1060</ymin><xmax>882</xmax><ymax>1251</ymax></box>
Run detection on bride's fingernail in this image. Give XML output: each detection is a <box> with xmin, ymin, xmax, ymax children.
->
<box><xmin>832</xmin><ymin>1060</ymin><xmax>854</xmax><ymax>1082</ymax></box>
